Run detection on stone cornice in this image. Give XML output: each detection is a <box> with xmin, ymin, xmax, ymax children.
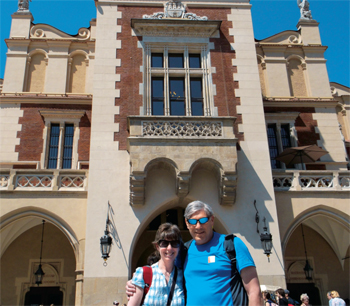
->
<box><xmin>131</xmin><ymin>18</ymin><xmax>221</xmax><ymax>37</ymax></box>
<box><xmin>263</xmin><ymin>97</ymin><xmax>337</xmax><ymax>108</ymax></box>
<box><xmin>97</xmin><ymin>0</ymin><xmax>250</xmax><ymax>8</ymax></box>
<box><xmin>0</xmin><ymin>93</ymin><xmax>92</xmax><ymax>105</ymax></box>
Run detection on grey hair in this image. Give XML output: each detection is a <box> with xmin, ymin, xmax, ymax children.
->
<box><xmin>300</xmin><ymin>293</ymin><xmax>309</xmax><ymax>302</ymax></box>
<box><xmin>184</xmin><ymin>200</ymin><xmax>214</xmax><ymax>219</ymax></box>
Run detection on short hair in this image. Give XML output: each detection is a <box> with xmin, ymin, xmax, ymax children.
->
<box><xmin>331</xmin><ymin>291</ymin><xmax>340</xmax><ymax>298</ymax></box>
<box><xmin>184</xmin><ymin>200</ymin><xmax>214</xmax><ymax>220</ymax></box>
<box><xmin>327</xmin><ymin>292</ymin><xmax>332</xmax><ymax>297</ymax></box>
<box><xmin>300</xmin><ymin>294</ymin><xmax>309</xmax><ymax>302</ymax></box>
<box><xmin>276</xmin><ymin>288</ymin><xmax>285</xmax><ymax>297</ymax></box>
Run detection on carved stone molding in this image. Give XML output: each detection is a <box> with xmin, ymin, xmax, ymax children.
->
<box><xmin>131</xmin><ymin>19</ymin><xmax>221</xmax><ymax>38</ymax></box>
<box><xmin>220</xmin><ymin>174</ymin><xmax>237</xmax><ymax>206</ymax></box>
<box><xmin>176</xmin><ymin>172</ymin><xmax>190</xmax><ymax>198</ymax></box>
<box><xmin>130</xmin><ymin>173</ymin><xmax>146</xmax><ymax>206</ymax></box>
<box><xmin>143</xmin><ymin>0</ymin><xmax>208</xmax><ymax>20</ymax></box>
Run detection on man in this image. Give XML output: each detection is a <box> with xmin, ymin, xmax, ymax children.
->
<box><xmin>127</xmin><ymin>200</ymin><xmax>262</xmax><ymax>306</ymax></box>
<box><xmin>275</xmin><ymin>288</ymin><xmax>289</xmax><ymax>306</ymax></box>
<box><xmin>285</xmin><ymin>289</ymin><xmax>297</xmax><ymax>305</ymax></box>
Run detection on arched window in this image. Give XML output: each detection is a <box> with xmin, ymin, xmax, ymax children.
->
<box><xmin>257</xmin><ymin>57</ymin><xmax>267</xmax><ymax>97</ymax></box>
<box><xmin>26</xmin><ymin>53</ymin><xmax>47</xmax><ymax>92</ymax></box>
<box><xmin>68</xmin><ymin>54</ymin><xmax>86</xmax><ymax>93</ymax></box>
<box><xmin>287</xmin><ymin>58</ymin><xmax>307</xmax><ymax>97</ymax></box>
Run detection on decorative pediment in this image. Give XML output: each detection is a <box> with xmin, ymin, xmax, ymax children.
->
<box><xmin>258</xmin><ymin>31</ymin><xmax>302</xmax><ymax>45</ymax></box>
<box><xmin>143</xmin><ymin>0</ymin><xmax>207</xmax><ymax>21</ymax></box>
<box><xmin>131</xmin><ymin>19</ymin><xmax>221</xmax><ymax>38</ymax></box>
<box><xmin>30</xmin><ymin>24</ymin><xmax>91</xmax><ymax>40</ymax></box>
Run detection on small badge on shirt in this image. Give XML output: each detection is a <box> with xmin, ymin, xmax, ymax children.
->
<box><xmin>208</xmin><ymin>256</ymin><xmax>215</xmax><ymax>263</ymax></box>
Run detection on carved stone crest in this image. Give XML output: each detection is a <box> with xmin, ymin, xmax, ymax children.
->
<box><xmin>166</xmin><ymin>0</ymin><xmax>185</xmax><ymax>18</ymax></box>
<box><xmin>143</xmin><ymin>0</ymin><xmax>208</xmax><ymax>21</ymax></box>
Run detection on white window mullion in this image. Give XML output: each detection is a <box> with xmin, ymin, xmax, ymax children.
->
<box><xmin>184</xmin><ymin>47</ymin><xmax>191</xmax><ymax>116</ymax></box>
<box><xmin>202</xmin><ymin>47</ymin><xmax>211</xmax><ymax>116</ymax></box>
<box><xmin>164</xmin><ymin>47</ymin><xmax>170</xmax><ymax>116</ymax></box>
<box><xmin>57</xmin><ymin>123</ymin><xmax>64</xmax><ymax>169</ymax></box>
<box><xmin>146</xmin><ymin>46</ymin><xmax>152</xmax><ymax>116</ymax></box>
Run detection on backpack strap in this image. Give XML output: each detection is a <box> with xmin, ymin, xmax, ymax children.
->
<box><xmin>224</xmin><ymin>234</ymin><xmax>237</xmax><ymax>269</ymax></box>
<box><xmin>224</xmin><ymin>234</ymin><xmax>249</xmax><ymax>306</ymax></box>
<box><xmin>141</xmin><ymin>266</ymin><xmax>152</xmax><ymax>305</ymax></box>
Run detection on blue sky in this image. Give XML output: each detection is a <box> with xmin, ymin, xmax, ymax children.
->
<box><xmin>0</xmin><ymin>0</ymin><xmax>349</xmax><ymax>87</ymax></box>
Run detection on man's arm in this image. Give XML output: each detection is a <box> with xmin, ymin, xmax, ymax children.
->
<box><xmin>240</xmin><ymin>266</ymin><xmax>262</xmax><ymax>306</ymax></box>
<box><xmin>125</xmin><ymin>279</ymin><xmax>136</xmax><ymax>299</ymax></box>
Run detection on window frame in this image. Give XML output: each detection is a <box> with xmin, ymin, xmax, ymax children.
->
<box><xmin>144</xmin><ymin>44</ymin><xmax>213</xmax><ymax>116</ymax></box>
<box><xmin>265</xmin><ymin>113</ymin><xmax>299</xmax><ymax>169</ymax></box>
<box><xmin>40</xmin><ymin>110</ymin><xmax>85</xmax><ymax>169</ymax></box>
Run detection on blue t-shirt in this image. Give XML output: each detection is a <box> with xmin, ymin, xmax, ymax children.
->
<box><xmin>184</xmin><ymin>232</ymin><xmax>255</xmax><ymax>306</ymax></box>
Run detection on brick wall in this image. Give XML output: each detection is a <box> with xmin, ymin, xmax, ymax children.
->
<box><xmin>16</xmin><ymin>104</ymin><xmax>91</xmax><ymax>164</ymax></box>
<box><xmin>114</xmin><ymin>6</ymin><xmax>242</xmax><ymax>150</ymax></box>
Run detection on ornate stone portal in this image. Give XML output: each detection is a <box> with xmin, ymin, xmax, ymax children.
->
<box><xmin>143</xmin><ymin>0</ymin><xmax>208</xmax><ymax>20</ymax></box>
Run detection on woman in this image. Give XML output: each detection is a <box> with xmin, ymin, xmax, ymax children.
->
<box><xmin>300</xmin><ymin>293</ymin><xmax>311</xmax><ymax>306</ymax></box>
<box><xmin>330</xmin><ymin>291</ymin><xmax>346</xmax><ymax>306</ymax></box>
<box><xmin>263</xmin><ymin>291</ymin><xmax>278</xmax><ymax>306</ymax></box>
<box><xmin>127</xmin><ymin>223</ymin><xmax>185</xmax><ymax>306</ymax></box>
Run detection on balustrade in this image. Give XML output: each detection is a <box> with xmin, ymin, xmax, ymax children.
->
<box><xmin>0</xmin><ymin>169</ymin><xmax>88</xmax><ymax>191</ymax></box>
<box><xmin>273</xmin><ymin>170</ymin><xmax>350</xmax><ymax>191</ymax></box>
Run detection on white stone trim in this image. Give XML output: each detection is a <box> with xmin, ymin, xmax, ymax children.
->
<box><xmin>40</xmin><ymin>110</ymin><xmax>85</xmax><ymax>169</ymax></box>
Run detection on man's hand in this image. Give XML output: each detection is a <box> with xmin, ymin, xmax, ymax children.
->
<box><xmin>241</xmin><ymin>266</ymin><xmax>263</xmax><ymax>306</ymax></box>
<box><xmin>126</xmin><ymin>279</ymin><xmax>136</xmax><ymax>299</ymax></box>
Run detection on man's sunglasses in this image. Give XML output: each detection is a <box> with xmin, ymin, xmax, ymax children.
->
<box><xmin>187</xmin><ymin>217</ymin><xmax>209</xmax><ymax>225</ymax></box>
<box><xmin>158</xmin><ymin>240</ymin><xmax>180</xmax><ymax>248</ymax></box>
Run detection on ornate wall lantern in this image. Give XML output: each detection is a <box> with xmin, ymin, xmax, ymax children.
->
<box><xmin>100</xmin><ymin>202</ymin><xmax>113</xmax><ymax>266</ymax></box>
<box><xmin>260</xmin><ymin>217</ymin><xmax>273</xmax><ymax>262</ymax></box>
<box><xmin>301</xmin><ymin>223</ymin><xmax>313</xmax><ymax>280</ymax></box>
<box><xmin>34</xmin><ymin>220</ymin><xmax>46</xmax><ymax>285</ymax></box>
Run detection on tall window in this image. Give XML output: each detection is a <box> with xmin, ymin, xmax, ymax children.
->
<box><xmin>146</xmin><ymin>45</ymin><xmax>211</xmax><ymax>116</ymax></box>
<box><xmin>47</xmin><ymin>123</ymin><xmax>74</xmax><ymax>169</ymax></box>
<box><xmin>267</xmin><ymin>123</ymin><xmax>293</xmax><ymax>169</ymax></box>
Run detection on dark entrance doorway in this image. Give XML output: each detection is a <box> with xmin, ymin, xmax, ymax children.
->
<box><xmin>287</xmin><ymin>283</ymin><xmax>321</xmax><ymax>306</ymax></box>
<box><xmin>24</xmin><ymin>286</ymin><xmax>63</xmax><ymax>306</ymax></box>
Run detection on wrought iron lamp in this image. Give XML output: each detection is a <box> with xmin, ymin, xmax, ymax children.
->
<box><xmin>260</xmin><ymin>217</ymin><xmax>273</xmax><ymax>262</ymax></box>
<box><xmin>100</xmin><ymin>202</ymin><xmax>113</xmax><ymax>266</ymax></box>
<box><xmin>301</xmin><ymin>223</ymin><xmax>313</xmax><ymax>280</ymax></box>
<box><xmin>34</xmin><ymin>220</ymin><xmax>46</xmax><ymax>286</ymax></box>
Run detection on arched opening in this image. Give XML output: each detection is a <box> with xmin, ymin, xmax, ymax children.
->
<box><xmin>283</xmin><ymin>211</ymin><xmax>350</xmax><ymax>306</ymax></box>
<box><xmin>67</xmin><ymin>54</ymin><xmax>87</xmax><ymax>93</ymax></box>
<box><xmin>26</xmin><ymin>53</ymin><xmax>47</xmax><ymax>92</ymax></box>
<box><xmin>0</xmin><ymin>218</ymin><xmax>77</xmax><ymax>306</ymax></box>
<box><xmin>287</xmin><ymin>58</ymin><xmax>307</xmax><ymax>97</ymax></box>
<box><xmin>130</xmin><ymin>204</ymin><xmax>228</xmax><ymax>275</ymax></box>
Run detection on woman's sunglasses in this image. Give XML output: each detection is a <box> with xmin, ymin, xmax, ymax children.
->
<box><xmin>187</xmin><ymin>217</ymin><xmax>209</xmax><ymax>225</ymax></box>
<box><xmin>158</xmin><ymin>240</ymin><xmax>180</xmax><ymax>248</ymax></box>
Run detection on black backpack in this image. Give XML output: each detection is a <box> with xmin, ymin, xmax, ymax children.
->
<box><xmin>180</xmin><ymin>234</ymin><xmax>249</xmax><ymax>306</ymax></box>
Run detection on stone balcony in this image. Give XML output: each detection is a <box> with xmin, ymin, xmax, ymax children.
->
<box><xmin>127</xmin><ymin>116</ymin><xmax>238</xmax><ymax>206</ymax></box>
<box><xmin>272</xmin><ymin>170</ymin><xmax>350</xmax><ymax>191</ymax></box>
<box><xmin>0</xmin><ymin>169</ymin><xmax>88</xmax><ymax>192</ymax></box>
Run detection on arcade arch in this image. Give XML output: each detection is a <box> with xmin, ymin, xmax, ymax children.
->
<box><xmin>282</xmin><ymin>207</ymin><xmax>350</xmax><ymax>305</ymax></box>
<box><xmin>0</xmin><ymin>210</ymin><xmax>82</xmax><ymax>306</ymax></box>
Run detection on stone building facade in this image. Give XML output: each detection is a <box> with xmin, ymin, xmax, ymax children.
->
<box><xmin>0</xmin><ymin>0</ymin><xmax>349</xmax><ymax>305</ymax></box>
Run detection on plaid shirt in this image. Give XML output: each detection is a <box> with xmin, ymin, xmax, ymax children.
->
<box><xmin>132</xmin><ymin>262</ymin><xmax>185</xmax><ymax>306</ymax></box>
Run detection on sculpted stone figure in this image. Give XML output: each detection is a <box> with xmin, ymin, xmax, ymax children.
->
<box><xmin>297</xmin><ymin>0</ymin><xmax>312</xmax><ymax>20</ymax></box>
<box><xmin>18</xmin><ymin>0</ymin><xmax>31</xmax><ymax>11</ymax></box>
